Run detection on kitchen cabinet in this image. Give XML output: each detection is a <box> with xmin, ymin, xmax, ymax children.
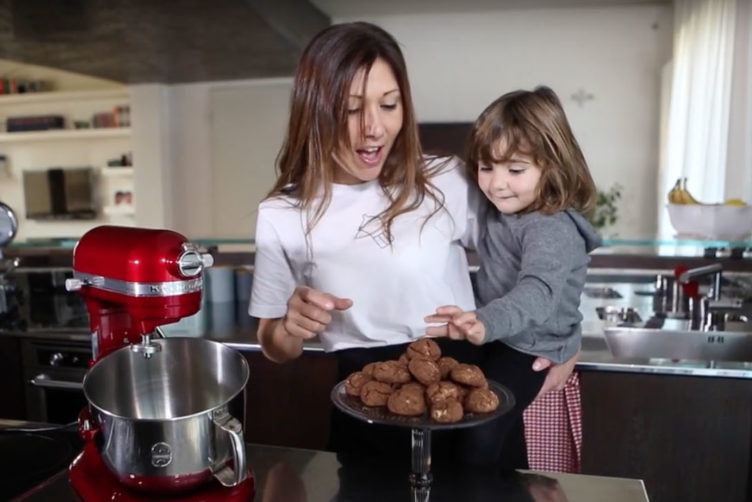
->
<box><xmin>241</xmin><ymin>351</ymin><xmax>338</xmax><ymax>451</ymax></box>
<box><xmin>0</xmin><ymin>336</ymin><xmax>26</xmax><ymax>419</ymax></box>
<box><xmin>580</xmin><ymin>370</ymin><xmax>752</xmax><ymax>502</ymax></box>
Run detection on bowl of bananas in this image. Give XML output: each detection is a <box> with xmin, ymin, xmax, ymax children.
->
<box><xmin>667</xmin><ymin>178</ymin><xmax>752</xmax><ymax>240</ymax></box>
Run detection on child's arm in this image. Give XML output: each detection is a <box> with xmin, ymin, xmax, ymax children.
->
<box><xmin>533</xmin><ymin>350</ymin><xmax>579</xmax><ymax>397</ymax></box>
<box><xmin>476</xmin><ymin>217</ymin><xmax>584</xmax><ymax>342</ymax></box>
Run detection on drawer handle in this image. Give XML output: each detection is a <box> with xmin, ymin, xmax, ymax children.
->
<box><xmin>30</xmin><ymin>373</ymin><xmax>83</xmax><ymax>390</ymax></box>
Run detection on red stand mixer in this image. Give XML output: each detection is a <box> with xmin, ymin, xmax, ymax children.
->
<box><xmin>65</xmin><ymin>226</ymin><xmax>255</xmax><ymax>501</ymax></box>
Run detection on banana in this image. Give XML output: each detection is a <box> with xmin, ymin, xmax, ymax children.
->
<box><xmin>668</xmin><ymin>177</ymin><xmax>706</xmax><ymax>205</ymax></box>
<box><xmin>725</xmin><ymin>198</ymin><xmax>747</xmax><ymax>207</ymax></box>
<box><xmin>667</xmin><ymin>178</ymin><xmax>684</xmax><ymax>204</ymax></box>
<box><xmin>670</xmin><ymin>178</ymin><xmax>746</xmax><ymax>206</ymax></box>
<box><xmin>679</xmin><ymin>189</ymin><xmax>697</xmax><ymax>204</ymax></box>
<box><xmin>679</xmin><ymin>178</ymin><xmax>701</xmax><ymax>205</ymax></box>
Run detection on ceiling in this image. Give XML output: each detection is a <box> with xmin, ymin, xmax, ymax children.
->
<box><xmin>0</xmin><ymin>0</ymin><xmax>330</xmax><ymax>84</ymax></box>
<box><xmin>0</xmin><ymin>0</ymin><xmax>670</xmax><ymax>84</ymax></box>
<box><xmin>311</xmin><ymin>0</ymin><xmax>670</xmax><ymax>17</ymax></box>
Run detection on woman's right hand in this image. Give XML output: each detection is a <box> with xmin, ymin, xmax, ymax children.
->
<box><xmin>259</xmin><ymin>286</ymin><xmax>352</xmax><ymax>363</ymax></box>
<box><xmin>282</xmin><ymin>285</ymin><xmax>353</xmax><ymax>339</ymax></box>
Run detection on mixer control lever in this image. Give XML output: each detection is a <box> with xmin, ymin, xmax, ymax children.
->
<box><xmin>65</xmin><ymin>275</ymin><xmax>105</xmax><ymax>292</ymax></box>
<box><xmin>65</xmin><ymin>278</ymin><xmax>83</xmax><ymax>291</ymax></box>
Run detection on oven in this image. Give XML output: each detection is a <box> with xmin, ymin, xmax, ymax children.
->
<box><xmin>21</xmin><ymin>336</ymin><xmax>91</xmax><ymax>424</ymax></box>
<box><xmin>11</xmin><ymin>267</ymin><xmax>92</xmax><ymax>424</ymax></box>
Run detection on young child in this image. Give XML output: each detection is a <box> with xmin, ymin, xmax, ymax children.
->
<box><xmin>426</xmin><ymin>86</ymin><xmax>601</xmax><ymax>468</ymax></box>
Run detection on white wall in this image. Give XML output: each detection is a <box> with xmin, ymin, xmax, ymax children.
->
<box><xmin>130</xmin><ymin>84</ymin><xmax>173</xmax><ymax>229</ymax></box>
<box><xmin>1</xmin><ymin>5</ymin><xmax>685</xmax><ymax>242</ymax></box>
<box><xmin>330</xmin><ymin>5</ymin><xmax>673</xmax><ymax>238</ymax></box>
<box><xmin>164</xmin><ymin>79</ymin><xmax>292</xmax><ymax>239</ymax></box>
<box><xmin>162</xmin><ymin>4</ymin><xmax>673</xmax><ymax>240</ymax></box>
<box><xmin>167</xmin><ymin>83</ymin><xmax>213</xmax><ymax>236</ymax></box>
<box><xmin>726</xmin><ymin>0</ymin><xmax>752</xmax><ymax>203</ymax></box>
<box><xmin>208</xmin><ymin>81</ymin><xmax>291</xmax><ymax>239</ymax></box>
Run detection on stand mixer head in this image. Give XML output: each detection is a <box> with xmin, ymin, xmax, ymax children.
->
<box><xmin>65</xmin><ymin>225</ymin><xmax>213</xmax><ymax>360</ymax></box>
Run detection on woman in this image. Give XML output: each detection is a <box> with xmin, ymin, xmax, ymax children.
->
<box><xmin>249</xmin><ymin>21</ymin><xmax>574</xmax><ymax>466</ymax></box>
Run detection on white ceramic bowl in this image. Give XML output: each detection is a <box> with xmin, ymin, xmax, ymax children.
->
<box><xmin>666</xmin><ymin>204</ymin><xmax>752</xmax><ymax>240</ymax></box>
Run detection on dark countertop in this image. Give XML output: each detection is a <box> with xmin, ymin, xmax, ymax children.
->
<box><xmin>2</xmin><ymin>420</ymin><xmax>647</xmax><ymax>502</ymax></box>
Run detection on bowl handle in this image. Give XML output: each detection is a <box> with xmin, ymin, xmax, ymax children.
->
<box><xmin>212</xmin><ymin>410</ymin><xmax>247</xmax><ymax>487</ymax></box>
<box><xmin>77</xmin><ymin>406</ymin><xmax>99</xmax><ymax>442</ymax></box>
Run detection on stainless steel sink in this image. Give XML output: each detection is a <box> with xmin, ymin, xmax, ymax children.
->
<box><xmin>604</xmin><ymin>325</ymin><xmax>752</xmax><ymax>362</ymax></box>
<box><xmin>581</xmin><ymin>335</ymin><xmax>609</xmax><ymax>352</ymax></box>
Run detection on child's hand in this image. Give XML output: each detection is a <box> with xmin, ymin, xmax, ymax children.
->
<box><xmin>424</xmin><ymin>305</ymin><xmax>486</xmax><ymax>345</ymax></box>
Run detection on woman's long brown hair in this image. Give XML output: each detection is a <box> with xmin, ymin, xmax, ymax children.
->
<box><xmin>466</xmin><ymin>86</ymin><xmax>596</xmax><ymax>215</ymax></box>
<box><xmin>268</xmin><ymin>22</ymin><xmax>443</xmax><ymax>242</ymax></box>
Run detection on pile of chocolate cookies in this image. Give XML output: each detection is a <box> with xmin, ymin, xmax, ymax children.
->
<box><xmin>344</xmin><ymin>338</ymin><xmax>500</xmax><ymax>423</ymax></box>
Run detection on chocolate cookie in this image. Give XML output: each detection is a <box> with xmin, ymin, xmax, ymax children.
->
<box><xmin>464</xmin><ymin>387</ymin><xmax>500</xmax><ymax>414</ymax></box>
<box><xmin>373</xmin><ymin>360</ymin><xmax>412</xmax><ymax>384</ymax></box>
<box><xmin>360</xmin><ymin>380</ymin><xmax>394</xmax><ymax>407</ymax></box>
<box><xmin>408</xmin><ymin>358</ymin><xmax>440</xmax><ymax>386</ymax></box>
<box><xmin>387</xmin><ymin>388</ymin><xmax>426</xmax><ymax>416</ymax></box>
<box><xmin>437</xmin><ymin>356</ymin><xmax>460</xmax><ymax>379</ymax></box>
<box><xmin>406</xmin><ymin>338</ymin><xmax>441</xmax><ymax>361</ymax></box>
<box><xmin>455</xmin><ymin>384</ymin><xmax>469</xmax><ymax>402</ymax></box>
<box><xmin>362</xmin><ymin>362</ymin><xmax>378</xmax><ymax>378</ymax></box>
<box><xmin>425</xmin><ymin>380</ymin><xmax>462</xmax><ymax>404</ymax></box>
<box><xmin>400</xmin><ymin>381</ymin><xmax>426</xmax><ymax>396</ymax></box>
<box><xmin>430</xmin><ymin>398</ymin><xmax>464</xmax><ymax>423</ymax></box>
<box><xmin>345</xmin><ymin>371</ymin><xmax>372</xmax><ymax>397</ymax></box>
<box><xmin>450</xmin><ymin>363</ymin><xmax>487</xmax><ymax>388</ymax></box>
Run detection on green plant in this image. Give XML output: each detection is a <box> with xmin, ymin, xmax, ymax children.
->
<box><xmin>589</xmin><ymin>183</ymin><xmax>622</xmax><ymax>231</ymax></box>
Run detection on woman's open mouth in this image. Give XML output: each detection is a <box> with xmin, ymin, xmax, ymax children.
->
<box><xmin>356</xmin><ymin>146</ymin><xmax>383</xmax><ymax>166</ymax></box>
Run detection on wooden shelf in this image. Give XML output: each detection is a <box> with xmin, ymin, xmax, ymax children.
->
<box><xmin>103</xmin><ymin>205</ymin><xmax>135</xmax><ymax>216</ymax></box>
<box><xmin>100</xmin><ymin>167</ymin><xmax>134</xmax><ymax>177</ymax></box>
<box><xmin>0</xmin><ymin>127</ymin><xmax>131</xmax><ymax>143</ymax></box>
<box><xmin>0</xmin><ymin>89</ymin><xmax>129</xmax><ymax>105</ymax></box>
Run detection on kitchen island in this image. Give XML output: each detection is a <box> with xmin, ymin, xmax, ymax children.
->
<box><xmin>4</xmin><ymin>270</ymin><xmax>752</xmax><ymax>502</ymax></box>
<box><xmin>1</xmin><ymin>418</ymin><xmax>649</xmax><ymax>502</ymax></box>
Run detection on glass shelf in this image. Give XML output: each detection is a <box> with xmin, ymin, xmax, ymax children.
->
<box><xmin>7</xmin><ymin>237</ymin><xmax>752</xmax><ymax>257</ymax></box>
<box><xmin>7</xmin><ymin>237</ymin><xmax>256</xmax><ymax>251</ymax></box>
<box><xmin>597</xmin><ymin>237</ymin><xmax>752</xmax><ymax>259</ymax></box>
<box><xmin>602</xmin><ymin>238</ymin><xmax>752</xmax><ymax>248</ymax></box>
<box><xmin>8</xmin><ymin>238</ymin><xmax>79</xmax><ymax>248</ymax></box>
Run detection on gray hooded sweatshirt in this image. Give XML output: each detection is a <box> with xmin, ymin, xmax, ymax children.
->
<box><xmin>474</xmin><ymin>206</ymin><xmax>602</xmax><ymax>364</ymax></box>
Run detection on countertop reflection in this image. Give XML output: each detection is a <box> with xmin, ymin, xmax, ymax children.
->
<box><xmin>18</xmin><ymin>442</ymin><xmax>648</xmax><ymax>502</ymax></box>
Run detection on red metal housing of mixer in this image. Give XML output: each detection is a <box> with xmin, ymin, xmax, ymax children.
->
<box><xmin>66</xmin><ymin>225</ymin><xmax>213</xmax><ymax>359</ymax></box>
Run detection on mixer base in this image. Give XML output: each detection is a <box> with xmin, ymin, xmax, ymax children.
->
<box><xmin>69</xmin><ymin>442</ymin><xmax>255</xmax><ymax>501</ymax></box>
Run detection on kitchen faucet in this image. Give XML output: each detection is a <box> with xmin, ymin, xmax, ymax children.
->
<box><xmin>678</xmin><ymin>263</ymin><xmax>743</xmax><ymax>331</ymax></box>
<box><xmin>678</xmin><ymin>263</ymin><xmax>722</xmax><ymax>301</ymax></box>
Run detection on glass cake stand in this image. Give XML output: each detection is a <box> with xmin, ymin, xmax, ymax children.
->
<box><xmin>331</xmin><ymin>379</ymin><xmax>515</xmax><ymax>501</ymax></box>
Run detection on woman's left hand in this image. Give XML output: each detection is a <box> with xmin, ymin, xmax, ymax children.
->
<box><xmin>532</xmin><ymin>350</ymin><xmax>579</xmax><ymax>398</ymax></box>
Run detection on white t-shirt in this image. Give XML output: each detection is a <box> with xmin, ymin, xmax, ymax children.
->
<box><xmin>249</xmin><ymin>156</ymin><xmax>477</xmax><ymax>352</ymax></box>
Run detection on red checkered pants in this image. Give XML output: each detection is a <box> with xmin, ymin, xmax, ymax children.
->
<box><xmin>523</xmin><ymin>371</ymin><xmax>582</xmax><ymax>473</ymax></box>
